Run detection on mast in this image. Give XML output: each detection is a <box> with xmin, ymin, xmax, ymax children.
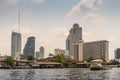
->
<box><xmin>18</xmin><ymin>9</ymin><xmax>20</xmax><ymax>32</ymax></box>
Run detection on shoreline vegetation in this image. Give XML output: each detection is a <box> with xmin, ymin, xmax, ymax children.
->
<box><xmin>0</xmin><ymin>54</ymin><xmax>119</xmax><ymax>69</ymax></box>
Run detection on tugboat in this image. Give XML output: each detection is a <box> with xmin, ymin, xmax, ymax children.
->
<box><xmin>90</xmin><ymin>59</ymin><xmax>104</xmax><ymax>70</ymax></box>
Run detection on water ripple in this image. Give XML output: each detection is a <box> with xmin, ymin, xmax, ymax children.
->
<box><xmin>0</xmin><ymin>68</ymin><xmax>119</xmax><ymax>80</ymax></box>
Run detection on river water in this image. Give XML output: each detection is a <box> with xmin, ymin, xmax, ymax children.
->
<box><xmin>0</xmin><ymin>68</ymin><xmax>120</xmax><ymax>80</ymax></box>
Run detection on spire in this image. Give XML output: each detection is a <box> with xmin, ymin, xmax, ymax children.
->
<box><xmin>18</xmin><ymin>9</ymin><xmax>20</xmax><ymax>32</ymax></box>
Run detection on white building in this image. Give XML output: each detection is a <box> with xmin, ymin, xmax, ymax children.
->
<box><xmin>54</xmin><ymin>48</ymin><xmax>65</xmax><ymax>55</ymax></box>
<box><xmin>11</xmin><ymin>31</ymin><xmax>21</xmax><ymax>59</ymax></box>
<box><xmin>40</xmin><ymin>46</ymin><xmax>44</xmax><ymax>59</ymax></box>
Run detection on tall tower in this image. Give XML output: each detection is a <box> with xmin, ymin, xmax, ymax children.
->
<box><xmin>40</xmin><ymin>46</ymin><xmax>44</xmax><ymax>59</ymax></box>
<box><xmin>23</xmin><ymin>36</ymin><xmax>35</xmax><ymax>59</ymax></box>
<box><xmin>11</xmin><ymin>31</ymin><xmax>21</xmax><ymax>59</ymax></box>
<box><xmin>66</xmin><ymin>23</ymin><xmax>82</xmax><ymax>60</ymax></box>
<box><xmin>11</xmin><ymin>9</ymin><xmax>22</xmax><ymax>59</ymax></box>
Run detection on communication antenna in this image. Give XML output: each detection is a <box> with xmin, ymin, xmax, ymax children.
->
<box><xmin>18</xmin><ymin>9</ymin><xmax>21</xmax><ymax>32</ymax></box>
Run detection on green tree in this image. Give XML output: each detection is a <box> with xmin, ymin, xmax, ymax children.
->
<box><xmin>87</xmin><ymin>56</ymin><xmax>94</xmax><ymax>62</ymax></box>
<box><xmin>55</xmin><ymin>54</ymin><xmax>68</xmax><ymax>66</ymax></box>
<box><xmin>26</xmin><ymin>54</ymin><xmax>34</xmax><ymax>61</ymax></box>
<box><xmin>111</xmin><ymin>60</ymin><xmax>119</xmax><ymax>65</ymax></box>
<box><xmin>4</xmin><ymin>56</ymin><xmax>14</xmax><ymax>68</ymax></box>
<box><xmin>55</xmin><ymin>54</ymin><xmax>64</xmax><ymax>63</ymax></box>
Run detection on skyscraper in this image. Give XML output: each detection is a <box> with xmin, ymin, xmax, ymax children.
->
<box><xmin>23</xmin><ymin>36</ymin><xmax>35</xmax><ymax>59</ymax></box>
<box><xmin>66</xmin><ymin>23</ymin><xmax>82</xmax><ymax>60</ymax></box>
<box><xmin>11</xmin><ymin>31</ymin><xmax>21</xmax><ymax>59</ymax></box>
<box><xmin>40</xmin><ymin>46</ymin><xmax>44</xmax><ymax>59</ymax></box>
<box><xmin>115</xmin><ymin>48</ymin><xmax>120</xmax><ymax>59</ymax></box>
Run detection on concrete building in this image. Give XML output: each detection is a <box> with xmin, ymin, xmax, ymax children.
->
<box><xmin>54</xmin><ymin>48</ymin><xmax>65</xmax><ymax>55</ymax></box>
<box><xmin>11</xmin><ymin>31</ymin><xmax>21</xmax><ymax>59</ymax></box>
<box><xmin>36</xmin><ymin>51</ymin><xmax>40</xmax><ymax>58</ymax></box>
<box><xmin>66</xmin><ymin>23</ymin><xmax>82</xmax><ymax>60</ymax></box>
<box><xmin>83</xmin><ymin>40</ymin><xmax>109</xmax><ymax>61</ymax></box>
<box><xmin>73</xmin><ymin>40</ymin><xmax>84</xmax><ymax>61</ymax></box>
<box><xmin>39</xmin><ymin>46</ymin><xmax>44</xmax><ymax>59</ymax></box>
<box><xmin>23</xmin><ymin>36</ymin><xmax>35</xmax><ymax>59</ymax></box>
<box><xmin>115</xmin><ymin>48</ymin><xmax>120</xmax><ymax>59</ymax></box>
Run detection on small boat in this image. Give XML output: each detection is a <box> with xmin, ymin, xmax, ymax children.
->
<box><xmin>90</xmin><ymin>62</ymin><xmax>103</xmax><ymax>70</ymax></box>
<box><xmin>90</xmin><ymin>59</ymin><xmax>104</xmax><ymax>70</ymax></box>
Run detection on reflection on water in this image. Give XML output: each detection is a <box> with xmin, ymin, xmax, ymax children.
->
<box><xmin>0</xmin><ymin>68</ymin><xmax>119</xmax><ymax>80</ymax></box>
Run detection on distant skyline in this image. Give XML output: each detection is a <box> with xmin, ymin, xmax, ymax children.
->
<box><xmin>0</xmin><ymin>0</ymin><xmax>120</xmax><ymax>59</ymax></box>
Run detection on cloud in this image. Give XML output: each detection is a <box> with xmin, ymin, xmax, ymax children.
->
<box><xmin>67</xmin><ymin>0</ymin><xmax>107</xmax><ymax>25</ymax></box>
<box><xmin>0</xmin><ymin>0</ymin><xmax>18</xmax><ymax>9</ymax></box>
<box><xmin>82</xmin><ymin>13</ymin><xmax>107</xmax><ymax>25</ymax></box>
<box><xmin>0</xmin><ymin>0</ymin><xmax>44</xmax><ymax>9</ymax></box>
<box><xmin>67</xmin><ymin>0</ymin><xmax>102</xmax><ymax>17</ymax></box>
<box><xmin>93</xmin><ymin>16</ymin><xmax>107</xmax><ymax>25</ymax></box>
<box><xmin>33</xmin><ymin>0</ymin><xmax>44</xmax><ymax>4</ymax></box>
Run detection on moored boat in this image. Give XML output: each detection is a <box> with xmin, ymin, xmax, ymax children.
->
<box><xmin>90</xmin><ymin>59</ymin><xmax>104</xmax><ymax>70</ymax></box>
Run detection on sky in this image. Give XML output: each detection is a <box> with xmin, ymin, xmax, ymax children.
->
<box><xmin>0</xmin><ymin>0</ymin><xmax>120</xmax><ymax>59</ymax></box>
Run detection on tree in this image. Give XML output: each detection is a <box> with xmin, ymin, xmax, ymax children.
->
<box><xmin>55</xmin><ymin>54</ymin><xmax>68</xmax><ymax>66</ymax></box>
<box><xmin>111</xmin><ymin>60</ymin><xmax>119</xmax><ymax>65</ymax></box>
<box><xmin>26</xmin><ymin>54</ymin><xmax>34</xmax><ymax>61</ymax></box>
<box><xmin>87</xmin><ymin>57</ymin><xmax>94</xmax><ymax>62</ymax></box>
<box><xmin>4</xmin><ymin>56</ymin><xmax>14</xmax><ymax>67</ymax></box>
<box><xmin>55</xmin><ymin>54</ymin><xmax>64</xmax><ymax>63</ymax></box>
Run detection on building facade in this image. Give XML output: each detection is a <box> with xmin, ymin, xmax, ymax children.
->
<box><xmin>115</xmin><ymin>48</ymin><xmax>120</xmax><ymax>59</ymax></box>
<box><xmin>83</xmin><ymin>40</ymin><xmax>109</xmax><ymax>61</ymax></box>
<box><xmin>39</xmin><ymin>46</ymin><xmax>44</xmax><ymax>59</ymax></box>
<box><xmin>23</xmin><ymin>36</ymin><xmax>35</xmax><ymax>59</ymax></box>
<box><xmin>11</xmin><ymin>31</ymin><xmax>21</xmax><ymax>59</ymax></box>
<box><xmin>66</xmin><ymin>23</ymin><xmax>82</xmax><ymax>60</ymax></box>
<box><xmin>36</xmin><ymin>51</ymin><xmax>40</xmax><ymax>58</ymax></box>
<box><xmin>54</xmin><ymin>48</ymin><xmax>65</xmax><ymax>55</ymax></box>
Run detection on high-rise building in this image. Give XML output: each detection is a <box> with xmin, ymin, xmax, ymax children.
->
<box><xmin>54</xmin><ymin>48</ymin><xmax>65</xmax><ymax>55</ymax></box>
<box><xmin>83</xmin><ymin>40</ymin><xmax>109</xmax><ymax>61</ymax></box>
<box><xmin>39</xmin><ymin>46</ymin><xmax>44</xmax><ymax>59</ymax></box>
<box><xmin>23</xmin><ymin>36</ymin><xmax>35</xmax><ymax>59</ymax></box>
<box><xmin>115</xmin><ymin>48</ymin><xmax>120</xmax><ymax>59</ymax></box>
<box><xmin>36</xmin><ymin>51</ymin><xmax>40</xmax><ymax>58</ymax></box>
<box><xmin>66</xmin><ymin>23</ymin><xmax>82</xmax><ymax>60</ymax></box>
<box><xmin>11</xmin><ymin>31</ymin><xmax>21</xmax><ymax>59</ymax></box>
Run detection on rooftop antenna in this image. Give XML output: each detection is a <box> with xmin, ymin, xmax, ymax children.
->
<box><xmin>18</xmin><ymin>9</ymin><xmax>20</xmax><ymax>32</ymax></box>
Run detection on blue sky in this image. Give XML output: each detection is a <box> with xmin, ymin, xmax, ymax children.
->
<box><xmin>0</xmin><ymin>0</ymin><xmax>120</xmax><ymax>59</ymax></box>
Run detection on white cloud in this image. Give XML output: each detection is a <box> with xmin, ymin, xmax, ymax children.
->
<box><xmin>82</xmin><ymin>13</ymin><xmax>107</xmax><ymax>25</ymax></box>
<box><xmin>33</xmin><ymin>0</ymin><xmax>44</xmax><ymax>4</ymax></box>
<box><xmin>67</xmin><ymin>0</ymin><xmax>102</xmax><ymax>17</ymax></box>
<box><xmin>0</xmin><ymin>0</ymin><xmax>44</xmax><ymax>8</ymax></box>
<box><xmin>93</xmin><ymin>16</ymin><xmax>107</xmax><ymax>25</ymax></box>
<box><xmin>67</xmin><ymin>0</ymin><xmax>107</xmax><ymax>25</ymax></box>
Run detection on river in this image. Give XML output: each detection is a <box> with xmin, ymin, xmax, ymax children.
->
<box><xmin>0</xmin><ymin>68</ymin><xmax>120</xmax><ymax>80</ymax></box>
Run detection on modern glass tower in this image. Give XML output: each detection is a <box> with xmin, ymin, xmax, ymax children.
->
<box><xmin>66</xmin><ymin>23</ymin><xmax>82</xmax><ymax>60</ymax></box>
<box><xmin>115</xmin><ymin>48</ymin><xmax>120</xmax><ymax>59</ymax></box>
<box><xmin>11</xmin><ymin>31</ymin><xmax>21</xmax><ymax>59</ymax></box>
<box><xmin>23</xmin><ymin>36</ymin><xmax>35</xmax><ymax>59</ymax></box>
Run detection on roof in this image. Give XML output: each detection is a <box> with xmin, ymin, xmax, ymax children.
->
<box><xmin>16</xmin><ymin>60</ymin><xmax>35</xmax><ymax>63</ymax></box>
<box><xmin>38</xmin><ymin>62</ymin><xmax>62</xmax><ymax>65</ymax></box>
<box><xmin>91</xmin><ymin>59</ymin><xmax>103</xmax><ymax>62</ymax></box>
<box><xmin>84</xmin><ymin>40</ymin><xmax>108</xmax><ymax>44</ymax></box>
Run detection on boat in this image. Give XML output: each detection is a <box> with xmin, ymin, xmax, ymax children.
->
<box><xmin>90</xmin><ymin>62</ymin><xmax>103</xmax><ymax>70</ymax></box>
<box><xmin>90</xmin><ymin>59</ymin><xmax>104</xmax><ymax>70</ymax></box>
